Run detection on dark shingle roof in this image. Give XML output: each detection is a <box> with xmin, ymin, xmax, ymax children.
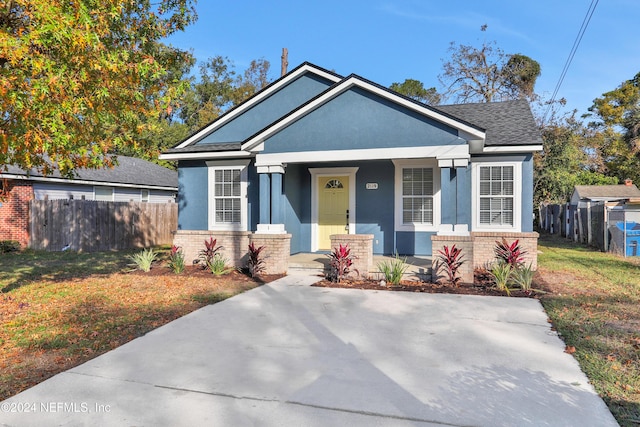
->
<box><xmin>574</xmin><ymin>184</ymin><xmax>640</xmax><ymax>200</ymax></box>
<box><xmin>437</xmin><ymin>99</ymin><xmax>542</xmax><ymax>146</ymax></box>
<box><xmin>2</xmin><ymin>156</ymin><xmax>177</xmax><ymax>189</ymax></box>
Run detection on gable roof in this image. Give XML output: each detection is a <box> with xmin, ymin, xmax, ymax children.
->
<box><xmin>1</xmin><ymin>156</ymin><xmax>177</xmax><ymax>190</ymax></box>
<box><xmin>573</xmin><ymin>184</ymin><xmax>640</xmax><ymax>201</ymax></box>
<box><xmin>161</xmin><ymin>62</ymin><xmax>543</xmax><ymax>161</ymax></box>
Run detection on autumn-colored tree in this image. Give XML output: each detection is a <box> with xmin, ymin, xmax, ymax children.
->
<box><xmin>0</xmin><ymin>0</ymin><xmax>196</xmax><ymax>176</ymax></box>
<box><xmin>389</xmin><ymin>79</ymin><xmax>441</xmax><ymax>105</ymax></box>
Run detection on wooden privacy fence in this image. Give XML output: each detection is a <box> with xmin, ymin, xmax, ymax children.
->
<box><xmin>30</xmin><ymin>200</ymin><xmax>178</xmax><ymax>252</ymax></box>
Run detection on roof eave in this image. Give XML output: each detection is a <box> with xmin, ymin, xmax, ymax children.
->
<box><xmin>159</xmin><ymin>150</ymin><xmax>253</xmax><ymax>161</ymax></box>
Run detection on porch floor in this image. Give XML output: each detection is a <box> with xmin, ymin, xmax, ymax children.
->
<box><xmin>288</xmin><ymin>253</ymin><xmax>432</xmax><ymax>281</ymax></box>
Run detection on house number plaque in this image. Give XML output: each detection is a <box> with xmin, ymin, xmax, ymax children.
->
<box><xmin>365</xmin><ymin>183</ymin><xmax>378</xmax><ymax>190</ymax></box>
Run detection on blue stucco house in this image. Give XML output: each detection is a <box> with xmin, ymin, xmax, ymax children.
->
<box><xmin>160</xmin><ymin>62</ymin><xmax>541</xmax><ymax>278</ymax></box>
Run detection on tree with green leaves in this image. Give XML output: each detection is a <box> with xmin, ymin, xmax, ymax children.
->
<box><xmin>534</xmin><ymin>108</ymin><xmax>617</xmax><ymax>206</ymax></box>
<box><xmin>179</xmin><ymin>56</ymin><xmax>273</xmax><ymax>132</ymax></box>
<box><xmin>389</xmin><ymin>79</ymin><xmax>441</xmax><ymax>105</ymax></box>
<box><xmin>587</xmin><ymin>72</ymin><xmax>640</xmax><ymax>184</ymax></box>
<box><xmin>0</xmin><ymin>0</ymin><xmax>197</xmax><ymax>176</ymax></box>
<box><xmin>439</xmin><ymin>39</ymin><xmax>540</xmax><ymax>104</ymax></box>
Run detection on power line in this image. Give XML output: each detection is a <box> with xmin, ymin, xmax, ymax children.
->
<box><xmin>543</xmin><ymin>0</ymin><xmax>599</xmax><ymax>122</ymax></box>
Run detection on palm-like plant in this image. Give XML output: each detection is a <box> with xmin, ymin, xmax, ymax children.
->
<box><xmin>436</xmin><ymin>244</ymin><xmax>465</xmax><ymax>286</ymax></box>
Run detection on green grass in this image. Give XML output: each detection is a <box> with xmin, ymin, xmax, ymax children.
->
<box><xmin>0</xmin><ymin>249</ymin><xmax>133</xmax><ymax>292</ymax></box>
<box><xmin>537</xmin><ymin>234</ymin><xmax>640</xmax><ymax>426</ymax></box>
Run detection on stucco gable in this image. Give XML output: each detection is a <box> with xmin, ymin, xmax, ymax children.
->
<box><xmin>174</xmin><ymin>63</ymin><xmax>341</xmax><ymax>149</ymax></box>
<box><xmin>260</xmin><ymin>85</ymin><xmax>464</xmax><ymax>154</ymax></box>
<box><xmin>242</xmin><ymin>74</ymin><xmax>486</xmax><ymax>153</ymax></box>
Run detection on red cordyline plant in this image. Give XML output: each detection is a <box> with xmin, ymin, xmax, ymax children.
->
<box><xmin>494</xmin><ymin>238</ymin><xmax>526</xmax><ymax>268</ymax></box>
<box><xmin>246</xmin><ymin>242</ymin><xmax>266</xmax><ymax>277</ymax></box>
<box><xmin>326</xmin><ymin>244</ymin><xmax>358</xmax><ymax>283</ymax></box>
<box><xmin>197</xmin><ymin>237</ymin><xmax>223</xmax><ymax>268</ymax></box>
<box><xmin>436</xmin><ymin>244</ymin><xmax>465</xmax><ymax>286</ymax></box>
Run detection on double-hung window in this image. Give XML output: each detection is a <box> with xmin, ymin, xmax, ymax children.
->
<box><xmin>473</xmin><ymin>162</ymin><xmax>521</xmax><ymax>231</ymax></box>
<box><xmin>207</xmin><ymin>160</ymin><xmax>249</xmax><ymax>231</ymax></box>
<box><xmin>393</xmin><ymin>160</ymin><xmax>440</xmax><ymax>231</ymax></box>
<box><xmin>403</xmin><ymin>168</ymin><xmax>434</xmax><ymax>224</ymax></box>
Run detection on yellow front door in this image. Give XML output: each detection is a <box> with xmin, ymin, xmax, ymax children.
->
<box><xmin>318</xmin><ymin>176</ymin><xmax>349</xmax><ymax>250</ymax></box>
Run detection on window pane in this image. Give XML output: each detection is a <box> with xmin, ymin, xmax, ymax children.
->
<box><xmin>401</xmin><ymin>167</ymin><xmax>434</xmax><ymax>225</ymax></box>
<box><xmin>503</xmin><ymin>166</ymin><xmax>514</xmax><ymax>180</ymax></box>
<box><xmin>478</xmin><ymin>165</ymin><xmax>514</xmax><ymax>226</ymax></box>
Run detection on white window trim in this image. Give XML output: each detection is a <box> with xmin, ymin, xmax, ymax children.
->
<box><xmin>471</xmin><ymin>161</ymin><xmax>522</xmax><ymax>232</ymax></box>
<box><xmin>94</xmin><ymin>186</ymin><xmax>114</xmax><ymax>201</ymax></box>
<box><xmin>206</xmin><ymin>160</ymin><xmax>250</xmax><ymax>231</ymax></box>
<box><xmin>309</xmin><ymin>167</ymin><xmax>358</xmax><ymax>252</ymax></box>
<box><xmin>392</xmin><ymin>159</ymin><xmax>441</xmax><ymax>232</ymax></box>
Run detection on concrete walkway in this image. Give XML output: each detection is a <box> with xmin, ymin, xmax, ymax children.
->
<box><xmin>1</xmin><ymin>275</ymin><xmax>618</xmax><ymax>426</ymax></box>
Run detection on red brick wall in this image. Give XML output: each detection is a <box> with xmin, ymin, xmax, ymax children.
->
<box><xmin>0</xmin><ymin>180</ymin><xmax>34</xmax><ymax>248</ymax></box>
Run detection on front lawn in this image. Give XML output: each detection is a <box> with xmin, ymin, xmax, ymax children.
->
<box><xmin>0</xmin><ymin>249</ymin><xmax>263</xmax><ymax>400</ymax></box>
<box><xmin>536</xmin><ymin>234</ymin><xmax>640</xmax><ymax>426</ymax></box>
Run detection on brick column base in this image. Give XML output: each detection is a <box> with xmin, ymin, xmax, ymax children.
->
<box><xmin>431</xmin><ymin>235</ymin><xmax>474</xmax><ymax>284</ymax></box>
<box><xmin>329</xmin><ymin>234</ymin><xmax>374</xmax><ymax>279</ymax></box>
<box><xmin>249</xmin><ymin>233</ymin><xmax>291</xmax><ymax>275</ymax></box>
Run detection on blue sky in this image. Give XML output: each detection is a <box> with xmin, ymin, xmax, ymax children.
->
<box><xmin>165</xmin><ymin>0</ymin><xmax>640</xmax><ymax>117</ymax></box>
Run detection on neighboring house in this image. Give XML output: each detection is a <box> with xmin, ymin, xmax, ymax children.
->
<box><xmin>570</xmin><ymin>180</ymin><xmax>640</xmax><ymax>207</ymax></box>
<box><xmin>0</xmin><ymin>156</ymin><xmax>177</xmax><ymax>248</ymax></box>
<box><xmin>566</xmin><ymin>180</ymin><xmax>640</xmax><ymax>253</ymax></box>
<box><xmin>160</xmin><ymin>62</ymin><xmax>542</xmax><ymax>279</ymax></box>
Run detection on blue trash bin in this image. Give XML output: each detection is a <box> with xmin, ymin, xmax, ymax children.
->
<box><xmin>616</xmin><ymin>222</ymin><xmax>640</xmax><ymax>256</ymax></box>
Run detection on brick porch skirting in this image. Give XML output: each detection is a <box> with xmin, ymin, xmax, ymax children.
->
<box><xmin>173</xmin><ymin>230</ymin><xmax>291</xmax><ymax>275</ymax></box>
<box><xmin>431</xmin><ymin>231</ymin><xmax>539</xmax><ymax>284</ymax></box>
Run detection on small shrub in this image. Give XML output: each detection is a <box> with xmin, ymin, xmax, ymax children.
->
<box><xmin>436</xmin><ymin>245</ymin><xmax>465</xmax><ymax>286</ymax></box>
<box><xmin>246</xmin><ymin>242</ymin><xmax>266</xmax><ymax>277</ymax></box>
<box><xmin>128</xmin><ymin>248</ymin><xmax>157</xmax><ymax>272</ymax></box>
<box><xmin>377</xmin><ymin>253</ymin><xmax>408</xmax><ymax>286</ymax></box>
<box><xmin>326</xmin><ymin>244</ymin><xmax>358</xmax><ymax>283</ymax></box>
<box><xmin>197</xmin><ymin>237</ymin><xmax>223</xmax><ymax>267</ymax></box>
<box><xmin>0</xmin><ymin>240</ymin><xmax>20</xmax><ymax>253</ymax></box>
<box><xmin>207</xmin><ymin>253</ymin><xmax>234</xmax><ymax>276</ymax></box>
<box><xmin>494</xmin><ymin>238</ymin><xmax>527</xmax><ymax>268</ymax></box>
<box><xmin>167</xmin><ymin>245</ymin><xmax>185</xmax><ymax>274</ymax></box>
<box><xmin>512</xmin><ymin>263</ymin><xmax>535</xmax><ymax>291</ymax></box>
<box><xmin>490</xmin><ymin>261</ymin><xmax>512</xmax><ymax>296</ymax></box>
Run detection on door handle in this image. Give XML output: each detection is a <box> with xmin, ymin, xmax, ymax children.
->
<box><xmin>345</xmin><ymin>209</ymin><xmax>349</xmax><ymax>231</ymax></box>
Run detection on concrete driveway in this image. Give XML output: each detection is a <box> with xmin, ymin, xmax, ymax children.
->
<box><xmin>1</xmin><ymin>275</ymin><xmax>618</xmax><ymax>426</ymax></box>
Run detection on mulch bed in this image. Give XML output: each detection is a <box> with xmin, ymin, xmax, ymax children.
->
<box><xmin>312</xmin><ymin>269</ymin><xmax>544</xmax><ymax>298</ymax></box>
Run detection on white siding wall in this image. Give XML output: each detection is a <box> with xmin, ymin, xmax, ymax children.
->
<box><xmin>32</xmin><ymin>182</ymin><xmax>175</xmax><ymax>203</ymax></box>
<box><xmin>149</xmin><ymin>190</ymin><xmax>176</xmax><ymax>203</ymax></box>
<box><xmin>33</xmin><ymin>183</ymin><xmax>93</xmax><ymax>200</ymax></box>
<box><xmin>114</xmin><ymin>188</ymin><xmax>141</xmax><ymax>202</ymax></box>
